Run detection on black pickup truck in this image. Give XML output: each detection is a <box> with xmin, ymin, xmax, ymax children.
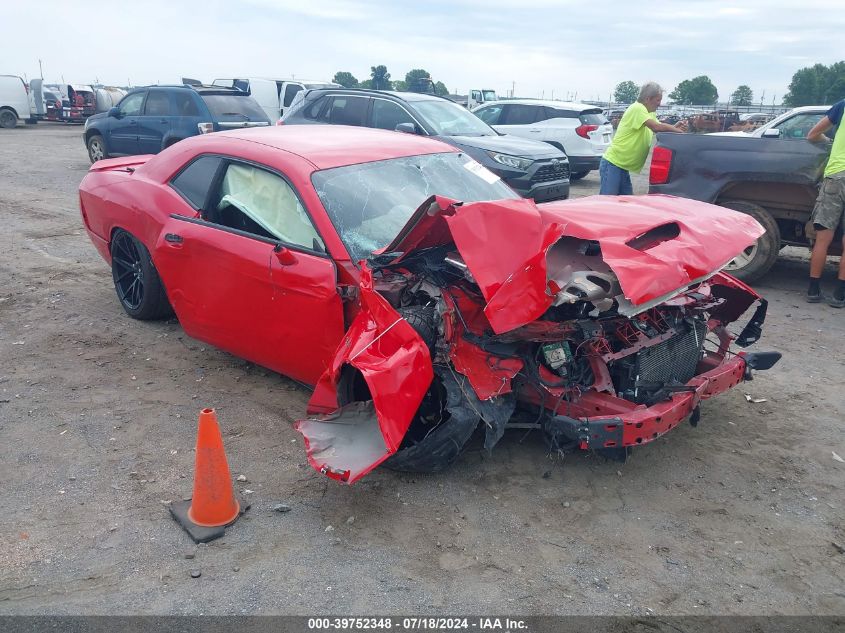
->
<box><xmin>648</xmin><ymin>132</ymin><xmax>835</xmax><ymax>281</ymax></box>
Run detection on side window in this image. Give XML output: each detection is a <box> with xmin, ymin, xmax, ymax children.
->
<box><xmin>173</xmin><ymin>91</ymin><xmax>200</xmax><ymax>117</ymax></box>
<box><xmin>304</xmin><ymin>96</ymin><xmax>328</xmax><ymax>120</ymax></box>
<box><xmin>118</xmin><ymin>92</ymin><xmax>145</xmax><ymax>116</ymax></box>
<box><xmin>777</xmin><ymin>113</ymin><xmax>825</xmax><ymax>139</ymax></box>
<box><xmin>502</xmin><ymin>104</ymin><xmax>540</xmax><ymax>125</ymax></box>
<box><xmin>170</xmin><ymin>155</ymin><xmax>224</xmax><ymax>210</ymax></box>
<box><xmin>321</xmin><ymin>96</ymin><xmax>369</xmax><ymax>126</ymax></box>
<box><xmin>547</xmin><ymin>108</ymin><xmax>579</xmax><ymax>120</ymax></box>
<box><xmin>471</xmin><ymin>90</ymin><xmax>482</xmax><ymax>102</ymax></box>
<box><xmin>371</xmin><ymin>99</ymin><xmax>416</xmax><ymax>131</ymax></box>
<box><xmin>283</xmin><ymin>84</ymin><xmax>303</xmax><ymax>107</ymax></box>
<box><xmin>475</xmin><ymin>105</ymin><xmax>503</xmax><ymax>125</ymax></box>
<box><xmin>211</xmin><ymin>162</ymin><xmax>325</xmax><ymax>251</ymax></box>
<box><xmin>144</xmin><ymin>91</ymin><xmax>172</xmax><ymax>116</ymax></box>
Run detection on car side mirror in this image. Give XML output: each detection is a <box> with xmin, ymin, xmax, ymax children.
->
<box><xmin>395</xmin><ymin>122</ymin><xmax>418</xmax><ymax>135</ymax></box>
<box><xmin>274</xmin><ymin>243</ymin><xmax>297</xmax><ymax>266</ymax></box>
<box><xmin>108</xmin><ymin>107</ymin><xmax>120</xmax><ymax>118</ymax></box>
<box><xmin>761</xmin><ymin>128</ymin><xmax>780</xmax><ymax>138</ymax></box>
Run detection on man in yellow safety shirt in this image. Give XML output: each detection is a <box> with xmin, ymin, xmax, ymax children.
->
<box><xmin>600</xmin><ymin>82</ymin><xmax>687</xmax><ymax>195</ymax></box>
<box><xmin>806</xmin><ymin>99</ymin><xmax>845</xmax><ymax>307</ymax></box>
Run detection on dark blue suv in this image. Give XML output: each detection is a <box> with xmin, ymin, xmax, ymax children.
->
<box><xmin>83</xmin><ymin>84</ymin><xmax>270</xmax><ymax>163</ymax></box>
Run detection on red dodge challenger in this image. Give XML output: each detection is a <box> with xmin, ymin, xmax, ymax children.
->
<box><xmin>79</xmin><ymin>126</ymin><xmax>780</xmax><ymax>483</ymax></box>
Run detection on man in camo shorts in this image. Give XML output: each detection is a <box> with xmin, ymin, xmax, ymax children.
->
<box><xmin>806</xmin><ymin>99</ymin><xmax>845</xmax><ymax>307</ymax></box>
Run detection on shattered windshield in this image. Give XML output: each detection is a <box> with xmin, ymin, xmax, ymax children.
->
<box><xmin>413</xmin><ymin>100</ymin><xmax>497</xmax><ymax>136</ymax></box>
<box><xmin>312</xmin><ymin>152</ymin><xmax>518</xmax><ymax>261</ymax></box>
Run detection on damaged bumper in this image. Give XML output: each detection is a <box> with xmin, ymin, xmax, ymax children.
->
<box><xmin>545</xmin><ymin>350</ymin><xmax>780</xmax><ymax>451</ymax></box>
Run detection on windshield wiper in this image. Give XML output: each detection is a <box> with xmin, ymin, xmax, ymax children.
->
<box><xmin>221</xmin><ymin>112</ymin><xmax>250</xmax><ymax>120</ymax></box>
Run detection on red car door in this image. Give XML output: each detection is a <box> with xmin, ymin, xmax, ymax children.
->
<box><xmin>153</xmin><ymin>160</ymin><xmax>345</xmax><ymax>385</ymax></box>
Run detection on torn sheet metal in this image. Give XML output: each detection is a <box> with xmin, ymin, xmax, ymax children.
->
<box><xmin>449</xmin><ymin>334</ymin><xmax>523</xmax><ymax>401</ymax></box>
<box><xmin>296</xmin><ymin>264</ymin><xmax>434</xmax><ymax>483</ymax></box>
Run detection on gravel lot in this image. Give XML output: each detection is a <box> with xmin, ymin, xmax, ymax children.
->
<box><xmin>0</xmin><ymin>124</ymin><xmax>843</xmax><ymax>616</ymax></box>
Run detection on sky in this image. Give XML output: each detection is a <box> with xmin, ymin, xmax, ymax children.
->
<box><xmin>4</xmin><ymin>0</ymin><xmax>844</xmax><ymax>104</ymax></box>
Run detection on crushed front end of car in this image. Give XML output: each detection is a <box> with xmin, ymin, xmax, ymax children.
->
<box><xmin>296</xmin><ymin>195</ymin><xmax>781</xmax><ymax>483</ymax></box>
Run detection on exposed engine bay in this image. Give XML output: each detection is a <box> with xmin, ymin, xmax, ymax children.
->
<box><xmin>296</xmin><ymin>195</ymin><xmax>781</xmax><ymax>483</ymax></box>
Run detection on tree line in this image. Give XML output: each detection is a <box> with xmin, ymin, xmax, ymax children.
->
<box><xmin>613</xmin><ymin>60</ymin><xmax>844</xmax><ymax>107</ymax></box>
<box><xmin>332</xmin><ymin>66</ymin><xmax>449</xmax><ymax>96</ymax></box>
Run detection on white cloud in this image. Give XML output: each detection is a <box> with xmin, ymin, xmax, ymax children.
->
<box><xmin>2</xmin><ymin>0</ymin><xmax>843</xmax><ymax>103</ymax></box>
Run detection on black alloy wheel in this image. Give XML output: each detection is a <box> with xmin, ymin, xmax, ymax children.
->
<box><xmin>110</xmin><ymin>230</ymin><xmax>173</xmax><ymax>320</ymax></box>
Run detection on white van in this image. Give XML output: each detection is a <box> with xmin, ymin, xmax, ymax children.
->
<box><xmin>212</xmin><ymin>77</ymin><xmax>341</xmax><ymax>122</ymax></box>
<box><xmin>0</xmin><ymin>74</ymin><xmax>35</xmax><ymax>128</ymax></box>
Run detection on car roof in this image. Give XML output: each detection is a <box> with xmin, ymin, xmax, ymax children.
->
<box><xmin>217</xmin><ymin>77</ymin><xmax>339</xmax><ymax>85</ymax></box>
<box><xmin>481</xmin><ymin>99</ymin><xmax>600</xmax><ymax>111</ymax></box>
<box><xmin>132</xmin><ymin>84</ymin><xmax>246</xmax><ymax>95</ymax></box>
<box><xmin>305</xmin><ymin>88</ymin><xmax>450</xmax><ymax>103</ymax></box>
<box><xmin>219</xmin><ymin>124</ymin><xmax>458</xmax><ymax>170</ymax></box>
<box><xmin>783</xmin><ymin>105</ymin><xmax>830</xmax><ymax>114</ymax></box>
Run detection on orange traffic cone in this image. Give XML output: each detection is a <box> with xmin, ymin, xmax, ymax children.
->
<box><xmin>169</xmin><ymin>408</ymin><xmax>249</xmax><ymax>543</ymax></box>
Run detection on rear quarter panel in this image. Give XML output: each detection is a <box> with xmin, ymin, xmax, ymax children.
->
<box><xmin>79</xmin><ymin>160</ymin><xmax>197</xmax><ymax>263</ymax></box>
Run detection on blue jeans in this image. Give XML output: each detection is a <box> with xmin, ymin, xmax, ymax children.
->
<box><xmin>599</xmin><ymin>157</ymin><xmax>633</xmax><ymax>195</ymax></box>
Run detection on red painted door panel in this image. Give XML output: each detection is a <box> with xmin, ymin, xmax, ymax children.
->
<box><xmin>153</xmin><ymin>217</ymin><xmax>344</xmax><ymax>384</ymax></box>
<box><xmin>268</xmin><ymin>247</ymin><xmax>346</xmax><ymax>385</ymax></box>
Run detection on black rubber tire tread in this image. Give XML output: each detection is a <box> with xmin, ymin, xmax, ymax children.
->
<box><xmin>397</xmin><ymin>305</ymin><xmax>437</xmax><ymax>352</ymax></box>
<box><xmin>717</xmin><ymin>200</ymin><xmax>781</xmax><ymax>283</ymax></box>
<box><xmin>383</xmin><ymin>370</ymin><xmax>481</xmax><ymax>473</ymax></box>
<box><xmin>87</xmin><ymin>134</ymin><xmax>108</xmax><ymax>163</ymax></box>
<box><xmin>0</xmin><ymin>109</ymin><xmax>18</xmax><ymax>129</ymax></box>
<box><xmin>570</xmin><ymin>170</ymin><xmax>590</xmax><ymax>181</ymax></box>
<box><xmin>111</xmin><ymin>230</ymin><xmax>173</xmax><ymax>320</ymax></box>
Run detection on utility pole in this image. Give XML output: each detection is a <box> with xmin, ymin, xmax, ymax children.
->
<box><xmin>511</xmin><ymin>80</ymin><xmax>515</xmax><ymax>98</ymax></box>
<box><xmin>38</xmin><ymin>58</ymin><xmax>43</xmax><ymax>79</ymax></box>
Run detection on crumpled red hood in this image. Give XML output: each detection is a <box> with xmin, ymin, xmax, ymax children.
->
<box><xmin>384</xmin><ymin>194</ymin><xmax>763</xmax><ymax>334</ymax></box>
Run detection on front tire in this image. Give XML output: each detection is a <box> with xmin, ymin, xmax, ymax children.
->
<box><xmin>383</xmin><ymin>370</ymin><xmax>481</xmax><ymax>473</ymax></box>
<box><xmin>110</xmin><ymin>230</ymin><xmax>173</xmax><ymax>320</ymax></box>
<box><xmin>570</xmin><ymin>169</ymin><xmax>590</xmax><ymax>181</ymax></box>
<box><xmin>718</xmin><ymin>200</ymin><xmax>781</xmax><ymax>283</ymax></box>
<box><xmin>87</xmin><ymin>134</ymin><xmax>108</xmax><ymax>163</ymax></box>
<box><xmin>0</xmin><ymin>109</ymin><xmax>18</xmax><ymax>129</ymax></box>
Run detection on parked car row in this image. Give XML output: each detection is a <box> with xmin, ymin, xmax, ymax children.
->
<box><xmin>0</xmin><ymin>75</ymin><xmax>128</xmax><ymax>127</ymax></box>
<box><xmin>472</xmin><ymin>99</ymin><xmax>613</xmax><ymax>180</ymax></box>
<box><xmin>279</xmin><ymin>88</ymin><xmax>572</xmax><ymax>201</ymax></box>
<box><xmin>209</xmin><ymin>77</ymin><xmax>341</xmax><ymax>122</ymax></box>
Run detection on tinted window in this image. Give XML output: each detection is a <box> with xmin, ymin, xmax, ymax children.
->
<box><xmin>118</xmin><ymin>92</ymin><xmax>145</xmax><ymax>116</ymax></box>
<box><xmin>171</xmin><ymin>156</ymin><xmax>223</xmax><ymax>209</ymax></box>
<box><xmin>475</xmin><ymin>104</ymin><xmax>503</xmax><ymax>125</ymax></box>
<box><xmin>173</xmin><ymin>91</ymin><xmax>200</xmax><ymax>116</ymax></box>
<box><xmin>304</xmin><ymin>95</ymin><xmax>328</xmax><ymax>120</ymax></box>
<box><xmin>502</xmin><ymin>104</ymin><xmax>541</xmax><ymax>125</ymax></box>
<box><xmin>579</xmin><ymin>110</ymin><xmax>608</xmax><ymax>125</ymax></box>
<box><xmin>144</xmin><ymin>91</ymin><xmax>171</xmax><ymax>116</ymax></box>
<box><xmin>211</xmin><ymin>162</ymin><xmax>324</xmax><ymax>251</ymax></box>
<box><xmin>545</xmin><ymin>108</ymin><xmax>579</xmax><ymax>120</ymax></box>
<box><xmin>283</xmin><ymin>84</ymin><xmax>303</xmax><ymax>107</ymax></box>
<box><xmin>321</xmin><ymin>96</ymin><xmax>369</xmax><ymax>126</ymax></box>
<box><xmin>201</xmin><ymin>95</ymin><xmax>269</xmax><ymax>122</ymax></box>
<box><xmin>412</xmin><ymin>100</ymin><xmax>495</xmax><ymax>136</ymax></box>
<box><xmin>312</xmin><ymin>152</ymin><xmax>518</xmax><ymax>261</ymax></box>
<box><xmin>371</xmin><ymin>99</ymin><xmax>416</xmax><ymax>131</ymax></box>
